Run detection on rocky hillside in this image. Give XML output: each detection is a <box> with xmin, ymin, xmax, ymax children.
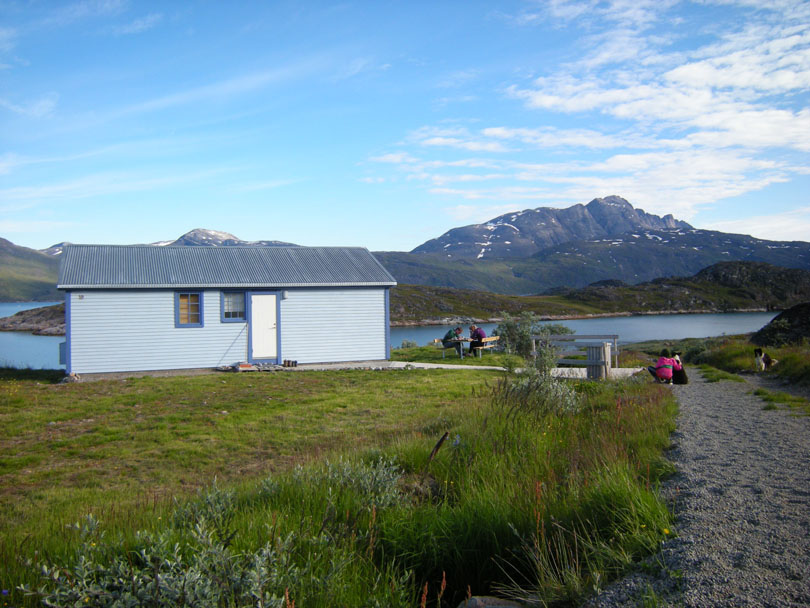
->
<box><xmin>549</xmin><ymin>262</ymin><xmax>810</xmax><ymax>313</ymax></box>
<box><xmin>412</xmin><ymin>195</ymin><xmax>691</xmax><ymax>259</ymax></box>
<box><xmin>389</xmin><ymin>261</ymin><xmax>810</xmax><ymax>323</ymax></box>
<box><xmin>750</xmin><ymin>302</ymin><xmax>810</xmax><ymax>346</ymax></box>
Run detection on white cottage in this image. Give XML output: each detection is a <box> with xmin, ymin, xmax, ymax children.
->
<box><xmin>58</xmin><ymin>245</ymin><xmax>397</xmax><ymax>374</ymax></box>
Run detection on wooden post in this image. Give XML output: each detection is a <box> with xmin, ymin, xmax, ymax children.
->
<box><xmin>586</xmin><ymin>342</ymin><xmax>612</xmax><ymax>380</ymax></box>
<box><xmin>586</xmin><ymin>345</ymin><xmax>600</xmax><ymax>379</ymax></box>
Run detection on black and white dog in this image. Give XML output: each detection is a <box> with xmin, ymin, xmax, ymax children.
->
<box><xmin>672</xmin><ymin>352</ymin><xmax>688</xmax><ymax>385</ymax></box>
<box><xmin>754</xmin><ymin>347</ymin><xmax>778</xmax><ymax>371</ymax></box>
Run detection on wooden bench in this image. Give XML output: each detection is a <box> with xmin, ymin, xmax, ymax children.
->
<box><xmin>473</xmin><ymin>335</ymin><xmax>500</xmax><ymax>357</ymax></box>
<box><xmin>433</xmin><ymin>338</ymin><xmax>463</xmax><ymax>359</ymax></box>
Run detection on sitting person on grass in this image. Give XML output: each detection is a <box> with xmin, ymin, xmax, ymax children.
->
<box><xmin>647</xmin><ymin>348</ymin><xmax>682</xmax><ymax>383</ymax></box>
<box><xmin>441</xmin><ymin>327</ymin><xmax>464</xmax><ymax>356</ymax></box>
<box><xmin>468</xmin><ymin>324</ymin><xmax>486</xmax><ymax>355</ymax></box>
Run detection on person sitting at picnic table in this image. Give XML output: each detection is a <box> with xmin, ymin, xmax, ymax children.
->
<box><xmin>647</xmin><ymin>348</ymin><xmax>682</xmax><ymax>384</ymax></box>
<box><xmin>441</xmin><ymin>327</ymin><xmax>464</xmax><ymax>356</ymax></box>
<box><xmin>468</xmin><ymin>324</ymin><xmax>486</xmax><ymax>354</ymax></box>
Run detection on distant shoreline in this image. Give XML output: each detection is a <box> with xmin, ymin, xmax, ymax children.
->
<box><xmin>389</xmin><ymin>307</ymin><xmax>773</xmax><ymax>327</ymax></box>
<box><xmin>0</xmin><ymin>302</ymin><xmax>775</xmax><ymax>336</ymax></box>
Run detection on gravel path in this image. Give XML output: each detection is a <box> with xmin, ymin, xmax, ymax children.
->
<box><xmin>584</xmin><ymin>369</ymin><xmax>810</xmax><ymax>607</ymax></box>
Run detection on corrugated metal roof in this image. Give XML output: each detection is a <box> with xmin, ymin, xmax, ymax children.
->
<box><xmin>58</xmin><ymin>245</ymin><xmax>397</xmax><ymax>289</ymax></box>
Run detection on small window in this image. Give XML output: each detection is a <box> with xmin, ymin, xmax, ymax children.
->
<box><xmin>221</xmin><ymin>291</ymin><xmax>246</xmax><ymax>322</ymax></box>
<box><xmin>175</xmin><ymin>292</ymin><xmax>203</xmax><ymax>327</ymax></box>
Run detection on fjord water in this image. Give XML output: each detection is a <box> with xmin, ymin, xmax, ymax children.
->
<box><xmin>390</xmin><ymin>311</ymin><xmax>777</xmax><ymax>349</ymax></box>
<box><xmin>0</xmin><ymin>302</ymin><xmax>64</xmax><ymax>369</ymax></box>
<box><xmin>0</xmin><ymin>302</ymin><xmax>777</xmax><ymax>370</ymax></box>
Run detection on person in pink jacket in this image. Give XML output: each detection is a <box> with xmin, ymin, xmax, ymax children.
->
<box><xmin>647</xmin><ymin>348</ymin><xmax>682</xmax><ymax>383</ymax></box>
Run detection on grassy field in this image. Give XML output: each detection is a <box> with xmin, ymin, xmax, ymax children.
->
<box><xmin>1</xmin><ymin>365</ymin><xmax>678</xmax><ymax>606</ymax></box>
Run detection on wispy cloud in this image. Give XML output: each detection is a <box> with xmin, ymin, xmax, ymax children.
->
<box><xmin>367</xmin><ymin>1</ymin><xmax>810</xmax><ymax>228</ymax></box>
<box><xmin>110</xmin><ymin>12</ymin><xmax>162</xmax><ymax>35</ymax></box>
<box><xmin>0</xmin><ymin>92</ymin><xmax>59</xmax><ymax>117</ymax></box>
<box><xmin>704</xmin><ymin>206</ymin><xmax>810</xmax><ymax>242</ymax></box>
<box><xmin>0</xmin><ymin>169</ymin><xmax>231</xmax><ymax>211</ymax></box>
<box><xmin>235</xmin><ymin>179</ymin><xmax>298</xmax><ymax>192</ymax></box>
<box><xmin>0</xmin><ymin>219</ymin><xmax>76</xmax><ymax>234</ymax></box>
<box><xmin>110</xmin><ymin>57</ymin><xmax>326</xmax><ymax>118</ymax></box>
<box><xmin>0</xmin><ymin>26</ymin><xmax>17</xmax><ymax>53</ymax></box>
<box><xmin>409</xmin><ymin>126</ymin><xmax>510</xmax><ymax>152</ymax></box>
<box><xmin>39</xmin><ymin>0</ymin><xmax>128</xmax><ymax>28</ymax></box>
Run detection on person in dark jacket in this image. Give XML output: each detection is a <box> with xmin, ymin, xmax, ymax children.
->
<box><xmin>442</xmin><ymin>327</ymin><xmax>464</xmax><ymax>356</ymax></box>
<box><xmin>468</xmin><ymin>324</ymin><xmax>486</xmax><ymax>355</ymax></box>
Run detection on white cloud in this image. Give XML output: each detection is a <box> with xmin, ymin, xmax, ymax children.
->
<box><xmin>420</xmin><ymin>136</ymin><xmax>508</xmax><ymax>152</ymax></box>
<box><xmin>0</xmin><ymin>219</ymin><xmax>75</xmax><ymax>233</ymax></box>
<box><xmin>482</xmin><ymin>126</ymin><xmax>633</xmax><ymax>149</ymax></box>
<box><xmin>0</xmin><ymin>92</ymin><xmax>59</xmax><ymax>117</ymax></box>
<box><xmin>443</xmin><ymin>203</ymin><xmax>530</xmax><ymax>222</ymax></box>
<box><xmin>112</xmin><ymin>57</ymin><xmax>325</xmax><ymax>117</ymax></box>
<box><xmin>436</xmin><ymin>69</ymin><xmax>479</xmax><ymax>88</ymax></box>
<box><xmin>40</xmin><ymin>0</ymin><xmax>128</xmax><ymax>28</ymax></box>
<box><xmin>235</xmin><ymin>179</ymin><xmax>297</xmax><ymax>192</ymax></box>
<box><xmin>0</xmin><ymin>26</ymin><xmax>17</xmax><ymax>53</ymax></box>
<box><xmin>370</xmin><ymin>152</ymin><xmax>420</xmax><ymax>164</ymax></box>
<box><xmin>704</xmin><ymin>207</ymin><xmax>810</xmax><ymax>242</ymax></box>
<box><xmin>111</xmin><ymin>12</ymin><xmax>163</xmax><ymax>35</ymax></box>
<box><xmin>0</xmin><ymin>169</ymin><xmax>230</xmax><ymax>211</ymax></box>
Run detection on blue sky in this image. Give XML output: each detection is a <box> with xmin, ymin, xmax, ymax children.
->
<box><xmin>2</xmin><ymin>0</ymin><xmax>809</xmax><ymax>252</ymax></box>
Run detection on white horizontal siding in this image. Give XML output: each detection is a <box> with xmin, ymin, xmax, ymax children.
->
<box><xmin>280</xmin><ymin>289</ymin><xmax>387</xmax><ymax>363</ymax></box>
<box><xmin>68</xmin><ymin>290</ymin><xmax>247</xmax><ymax>373</ymax></box>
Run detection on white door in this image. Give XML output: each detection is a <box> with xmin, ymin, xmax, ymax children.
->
<box><xmin>250</xmin><ymin>294</ymin><xmax>278</xmax><ymax>360</ymax></box>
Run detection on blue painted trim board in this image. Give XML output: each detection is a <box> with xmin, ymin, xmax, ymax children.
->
<box><xmin>65</xmin><ymin>290</ymin><xmax>72</xmax><ymax>374</ymax></box>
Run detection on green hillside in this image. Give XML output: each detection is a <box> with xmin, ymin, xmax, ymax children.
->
<box><xmin>0</xmin><ymin>239</ymin><xmax>60</xmax><ymax>301</ymax></box>
<box><xmin>390</xmin><ymin>262</ymin><xmax>810</xmax><ymax>323</ymax></box>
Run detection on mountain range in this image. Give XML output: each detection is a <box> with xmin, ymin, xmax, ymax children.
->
<box><xmin>3</xmin><ymin>196</ymin><xmax>810</xmax><ymax>300</ymax></box>
<box><xmin>413</xmin><ymin>195</ymin><xmax>692</xmax><ymax>259</ymax></box>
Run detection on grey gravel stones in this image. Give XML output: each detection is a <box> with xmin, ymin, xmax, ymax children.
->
<box><xmin>583</xmin><ymin>371</ymin><xmax>810</xmax><ymax>607</ymax></box>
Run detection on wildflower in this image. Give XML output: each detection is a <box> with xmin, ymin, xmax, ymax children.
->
<box><xmin>663</xmin><ymin>528</ymin><xmax>670</xmax><ymax>535</ymax></box>
<box><xmin>641</xmin><ymin>524</ymin><xmax>646</xmax><ymax>528</ymax></box>
<box><xmin>452</xmin><ymin>434</ymin><xmax>461</xmax><ymax>447</ymax></box>
<box><xmin>1</xmin><ymin>589</ymin><xmax>8</xmax><ymax>595</ymax></box>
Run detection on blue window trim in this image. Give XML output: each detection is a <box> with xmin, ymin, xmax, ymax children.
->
<box><xmin>175</xmin><ymin>291</ymin><xmax>204</xmax><ymax>328</ymax></box>
<box><xmin>220</xmin><ymin>291</ymin><xmax>247</xmax><ymax>323</ymax></box>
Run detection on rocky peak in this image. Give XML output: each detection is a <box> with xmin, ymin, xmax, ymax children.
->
<box><xmin>411</xmin><ymin>195</ymin><xmax>693</xmax><ymax>259</ymax></box>
<box><xmin>168</xmin><ymin>229</ymin><xmax>243</xmax><ymax>246</ymax></box>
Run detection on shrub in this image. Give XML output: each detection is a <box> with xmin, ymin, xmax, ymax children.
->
<box><xmin>489</xmin><ymin>369</ymin><xmax>582</xmax><ymax>423</ymax></box>
<box><xmin>495</xmin><ymin>312</ymin><xmax>573</xmax><ymax>359</ymax></box>
<box><xmin>24</xmin><ymin>482</ymin><xmax>414</xmax><ymax>608</ymax></box>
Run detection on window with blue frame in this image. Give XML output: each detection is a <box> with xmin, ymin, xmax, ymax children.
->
<box><xmin>221</xmin><ymin>291</ymin><xmax>246</xmax><ymax>322</ymax></box>
<box><xmin>175</xmin><ymin>291</ymin><xmax>203</xmax><ymax>327</ymax></box>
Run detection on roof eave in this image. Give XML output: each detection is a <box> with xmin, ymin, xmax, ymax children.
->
<box><xmin>58</xmin><ymin>282</ymin><xmax>398</xmax><ymax>290</ymax></box>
